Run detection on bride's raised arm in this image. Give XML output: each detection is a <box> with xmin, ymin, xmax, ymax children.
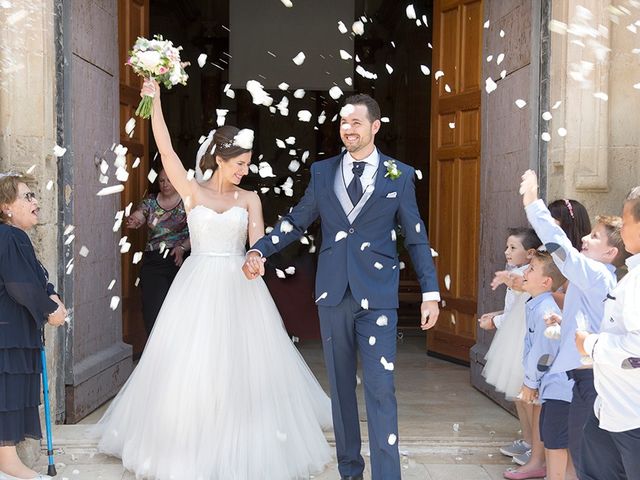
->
<box><xmin>143</xmin><ymin>79</ymin><xmax>194</xmax><ymax>199</ymax></box>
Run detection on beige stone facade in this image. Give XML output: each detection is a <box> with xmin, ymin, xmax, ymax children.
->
<box><xmin>547</xmin><ymin>0</ymin><xmax>640</xmax><ymax>218</ymax></box>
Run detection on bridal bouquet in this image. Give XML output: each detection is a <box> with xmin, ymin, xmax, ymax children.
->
<box><xmin>126</xmin><ymin>35</ymin><xmax>189</xmax><ymax>118</ymax></box>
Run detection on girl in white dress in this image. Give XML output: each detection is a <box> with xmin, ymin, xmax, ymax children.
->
<box><xmin>478</xmin><ymin>228</ymin><xmax>541</xmax><ymax>460</ymax></box>
<box><xmin>93</xmin><ymin>80</ymin><xmax>332</xmax><ymax>480</ymax></box>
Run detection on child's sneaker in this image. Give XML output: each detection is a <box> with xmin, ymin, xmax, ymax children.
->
<box><xmin>512</xmin><ymin>449</ymin><xmax>532</xmax><ymax>466</ymax></box>
<box><xmin>499</xmin><ymin>439</ymin><xmax>531</xmax><ymax>457</ymax></box>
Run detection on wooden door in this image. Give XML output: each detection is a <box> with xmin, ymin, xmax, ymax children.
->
<box><xmin>428</xmin><ymin>0</ymin><xmax>482</xmax><ymax>363</ymax></box>
<box><xmin>118</xmin><ymin>0</ymin><xmax>150</xmax><ymax>355</ymax></box>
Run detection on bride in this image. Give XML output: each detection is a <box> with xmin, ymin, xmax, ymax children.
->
<box><xmin>94</xmin><ymin>79</ymin><xmax>332</xmax><ymax>479</ymax></box>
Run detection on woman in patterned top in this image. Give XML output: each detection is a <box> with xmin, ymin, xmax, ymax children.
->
<box><xmin>126</xmin><ymin>168</ymin><xmax>190</xmax><ymax>335</ymax></box>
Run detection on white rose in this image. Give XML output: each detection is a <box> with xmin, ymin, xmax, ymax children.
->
<box><xmin>136</xmin><ymin>50</ymin><xmax>162</xmax><ymax>71</ymax></box>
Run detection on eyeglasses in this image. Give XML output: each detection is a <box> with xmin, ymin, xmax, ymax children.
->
<box><xmin>23</xmin><ymin>192</ymin><xmax>37</xmax><ymax>203</ymax></box>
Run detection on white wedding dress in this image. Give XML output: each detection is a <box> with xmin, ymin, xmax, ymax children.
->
<box><xmin>94</xmin><ymin>205</ymin><xmax>333</xmax><ymax>480</ymax></box>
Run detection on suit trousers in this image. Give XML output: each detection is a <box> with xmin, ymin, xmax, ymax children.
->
<box><xmin>566</xmin><ymin>369</ymin><xmax>596</xmax><ymax>477</ymax></box>
<box><xmin>318</xmin><ymin>289</ymin><xmax>401</xmax><ymax>480</ymax></box>
<box><xmin>581</xmin><ymin>410</ymin><xmax>640</xmax><ymax>480</ymax></box>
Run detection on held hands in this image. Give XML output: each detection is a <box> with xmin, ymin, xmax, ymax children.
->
<box><xmin>518</xmin><ymin>385</ymin><xmax>539</xmax><ymax>404</ymax></box>
<box><xmin>520</xmin><ymin>169</ymin><xmax>539</xmax><ymax>207</ymax></box>
<box><xmin>420</xmin><ymin>300</ymin><xmax>439</xmax><ymax>331</ymax></box>
<box><xmin>478</xmin><ymin>312</ymin><xmax>497</xmax><ymax>330</ymax></box>
<box><xmin>544</xmin><ymin>312</ymin><xmax>562</xmax><ymax>326</ymax></box>
<box><xmin>242</xmin><ymin>251</ymin><xmax>266</xmax><ymax>280</ymax></box>
<box><xmin>47</xmin><ymin>295</ymin><xmax>67</xmax><ymax>327</ymax></box>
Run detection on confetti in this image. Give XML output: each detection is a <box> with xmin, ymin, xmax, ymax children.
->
<box><xmin>301</xmin><ymin>151</ymin><xmax>310</xmax><ymax>163</ymax></box>
<box><xmin>541</xmin><ymin>132</ymin><xmax>551</xmax><ymax>142</ymax></box>
<box><xmin>420</xmin><ymin>65</ymin><xmax>430</xmax><ymax>76</ymax></box>
<box><xmin>593</xmin><ymin>92</ymin><xmax>608</xmax><ymax>101</ymax></box>
<box><xmin>280</xmin><ymin>220</ymin><xmax>293</xmax><ymax>233</ymax></box>
<box><xmin>125</xmin><ymin>117</ymin><xmax>136</xmax><ymax>136</ymax></box>
<box><xmin>380</xmin><ymin>357</ymin><xmax>394</xmax><ymax>370</ymax></box>
<box><xmin>345</xmin><ymin>77</ymin><xmax>353</xmax><ymax>86</ymax></box>
<box><xmin>271</xmin><ymin>236</ymin><xmax>280</xmax><ymax>245</ymax></box>
<box><xmin>361</xmin><ymin>242</ymin><xmax>371</xmax><ymax>251</ymax></box>
<box><xmin>132</xmin><ymin>252</ymin><xmax>143</xmax><ymax>264</ymax></box>
<box><xmin>496</xmin><ymin>53</ymin><xmax>505</xmax><ymax>65</ymax></box>
<box><xmin>376</xmin><ymin>315</ymin><xmax>388</xmax><ymax>326</ymax></box>
<box><xmin>374</xmin><ymin>262</ymin><xmax>383</xmax><ymax>270</ymax></box>
<box><xmin>280</xmin><ymin>0</ymin><xmax>293</xmax><ymax>7</ymax></box>
<box><xmin>484</xmin><ymin>20</ymin><xmax>490</xmax><ymax>28</ymax></box>
<box><xmin>293</xmin><ymin>89</ymin><xmax>305</xmax><ymax>99</ymax></box>
<box><xmin>558</xmin><ymin>127</ymin><xmax>568</xmax><ymax>137</ymax></box>
<box><xmin>340</xmin><ymin>50</ymin><xmax>352</xmax><ymax>60</ymax></box>
<box><xmin>381</xmin><ymin>117</ymin><xmax>390</xmax><ymax>123</ymax></box>
<box><xmin>329</xmin><ymin>86</ymin><xmax>344</xmax><ymax>100</ymax></box>
<box><xmin>108</xmin><ymin>279</ymin><xmax>116</xmax><ymax>290</ymax></box>
<box><xmin>297</xmin><ymin>110</ymin><xmax>312</xmax><ymax>122</ymax></box>
<box><xmin>285</xmin><ymin>266</ymin><xmax>296</xmax><ymax>275</ymax></box>
<box><xmin>132</xmin><ymin>157</ymin><xmax>141</xmax><ymax>168</ymax></box>
<box><xmin>45</xmin><ymin>180</ymin><xmax>54</xmax><ymax>191</ymax></box>
<box><xmin>276</xmin><ymin>268</ymin><xmax>286</xmax><ymax>279</ymax></box>
<box><xmin>361</xmin><ymin>298</ymin><xmax>369</xmax><ymax>309</ymax></box>
<box><xmin>97</xmin><ymin>185</ymin><xmax>125</xmax><ymax>196</ymax></box>
<box><xmin>435</xmin><ymin>70</ymin><xmax>444</xmax><ymax>80</ymax></box>
<box><xmin>337</xmin><ymin>20</ymin><xmax>348</xmax><ymax>34</ymax></box>
<box><xmin>552</xmin><ymin>100</ymin><xmax>562</xmax><ymax>109</ymax></box>
<box><xmin>431</xmin><ymin>248</ymin><xmax>439</xmax><ymax>257</ymax></box>
<box><xmin>288</xmin><ymin>160</ymin><xmax>301</xmax><ymax>172</ymax></box>
<box><xmin>415</xmin><ymin>223</ymin><xmax>421</xmax><ymax>233</ymax></box>
<box><xmin>515</xmin><ymin>99</ymin><xmax>527</xmax><ymax>108</ymax></box>
<box><xmin>453</xmin><ymin>423</ymin><xmax>460</xmax><ymax>432</ymax></box>
<box><xmin>109</xmin><ymin>296</ymin><xmax>120</xmax><ymax>310</ymax></box>
<box><xmin>116</xmin><ymin>167</ymin><xmax>129</xmax><ymax>182</ymax></box>
<box><xmin>415</xmin><ymin>169</ymin><xmax>423</xmax><ymax>180</ymax></box>
<box><xmin>53</xmin><ymin>145</ymin><xmax>67</xmax><ymax>157</ymax></box>
<box><xmin>278</xmin><ymin>82</ymin><xmax>289</xmax><ymax>90</ymax></box>
<box><xmin>485</xmin><ymin>77</ymin><xmax>497</xmax><ymax>94</ymax></box>
<box><xmin>386</xmin><ymin>64</ymin><xmax>394</xmax><ymax>74</ymax></box>
<box><xmin>448</xmin><ymin>122</ymin><xmax>455</xmax><ymax>129</ymax></box>
<box><xmin>369</xmin><ymin>336</ymin><xmax>376</xmax><ymax>346</ymax></box>
<box><xmin>316</xmin><ymin>292</ymin><xmax>328</xmax><ymax>302</ymax></box>
<box><xmin>352</xmin><ymin>20</ymin><xmax>365</xmax><ymax>35</ymax></box>
<box><xmin>391</xmin><ymin>230</ymin><xmax>397</xmax><ymax>241</ymax></box>
<box><xmin>542</xmin><ymin>111</ymin><xmax>552</xmax><ymax>121</ymax></box>
<box><xmin>335</xmin><ymin>231</ymin><xmax>348</xmax><ymax>241</ymax></box>
<box><xmin>486</xmin><ymin>55</ymin><xmax>494</xmax><ymax>62</ymax></box>
<box><xmin>147</xmin><ymin>168</ymin><xmax>158</xmax><ymax>184</ymax></box>
<box><xmin>292</xmin><ymin>52</ymin><xmax>306</xmax><ymax>65</ymax></box>
<box><xmin>500</xmin><ymin>29</ymin><xmax>505</xmax><ymax>37</ymax></box>
<box><xmin>444</xmin><ymin>274</ymin><xmax>451</xmax><ymax>290</ymax></box>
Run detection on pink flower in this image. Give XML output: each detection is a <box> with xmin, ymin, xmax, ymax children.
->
<box><xmin>157</xmin><ymin>66</ymin><xmax>169</xmax><ymax>74</ymax></box>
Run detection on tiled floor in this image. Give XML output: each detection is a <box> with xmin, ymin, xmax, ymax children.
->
<box><xmin>36</xmin><ymin>336</ymin><xmax>520</xmax><ymax>479</ymax></box>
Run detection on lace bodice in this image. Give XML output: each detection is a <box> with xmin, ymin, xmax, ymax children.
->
<box><xmin>187</xmin><ymin>205</ymin><xmax>248</xmax><ymax>255</ymax></box>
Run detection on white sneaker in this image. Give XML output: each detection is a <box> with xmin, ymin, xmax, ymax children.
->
<box><xmin>500</xmin><ymin>439</ymin><xmax>531</xmax><ymax>457</ymax></box>
<box><xmin>512</xmin><ymin>449</ymin><xmax>532</xmax><ymax>466</ymax></box>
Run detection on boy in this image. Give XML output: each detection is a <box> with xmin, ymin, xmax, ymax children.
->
<box><xmin>505</xmin><ymin>251</ymin><xmax>572</xmax><ymax>480</ymax></box>
<box><xmin>576</xmin><ymin>186</ymin><xmax>640</xmax><ymax>480</ymax></box>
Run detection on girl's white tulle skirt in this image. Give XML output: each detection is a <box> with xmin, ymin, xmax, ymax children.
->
<box><xmin>92</xmin><ymin>254</ymin><xmax>333</xmax><ymax>480</ymax></box>
<box><xmin>482</xmin><ymin>295</ymin><xmax>527</xmax><ymax>399</ymax></box>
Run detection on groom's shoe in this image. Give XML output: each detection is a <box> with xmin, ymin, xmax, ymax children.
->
<box><xmin>340</xmin><ymin>476</ymin><xmax>364</xmax><ymax>480</ymax></box>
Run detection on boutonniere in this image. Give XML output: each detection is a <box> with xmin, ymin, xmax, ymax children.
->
<box><xmin>384</xmin><ymin>160</ymin><xmax>402</xmax><ymax>180</ymax></box>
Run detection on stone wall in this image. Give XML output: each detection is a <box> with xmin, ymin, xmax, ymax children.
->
<box><xmin>0</xmin><ymin>0</ymin><xmax>62</xmax><ymax>463</ymax></box>
<box><xmin>547</xmin><ymin>0</ymin><xmax>640</xmax><ymax>218</ymax></box>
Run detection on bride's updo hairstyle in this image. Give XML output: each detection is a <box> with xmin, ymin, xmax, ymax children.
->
<box><xmin>199</xmin><ymin>125</ymin><xmax>252</xmax><ymax>174</ymax></box>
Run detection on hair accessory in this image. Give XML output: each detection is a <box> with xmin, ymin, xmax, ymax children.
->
<box><xmin>218</xmin><ymin>140</ymin><xmax>234</xmax><ymax>149</ymax></box>
<box><xmin>563</xmin><ymin>199</ymin><xmax>575</xmax><ymax>219</ymax></box>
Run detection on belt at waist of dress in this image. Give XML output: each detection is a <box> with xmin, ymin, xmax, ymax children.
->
<box><xmin>190</xmin><ymin>252</ymin><xmax>245</xmax><ymax>257</ymax></box>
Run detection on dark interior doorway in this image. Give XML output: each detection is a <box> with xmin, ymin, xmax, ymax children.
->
<box><xmin>145</xmin><ymin>0</ymin><xmax>434</xmax><ymax>340</ymax></box>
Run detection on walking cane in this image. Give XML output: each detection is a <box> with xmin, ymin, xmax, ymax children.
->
<box><xmin>40</xmin><ymin>336</ymin><xmax>57</xmax><ymax>477</ymax></box>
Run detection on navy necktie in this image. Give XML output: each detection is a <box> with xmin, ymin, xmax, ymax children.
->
<box><xmin>347</xmin><ymin>161</ymin><xmax>366</xmax><ymax>206</ymax></box>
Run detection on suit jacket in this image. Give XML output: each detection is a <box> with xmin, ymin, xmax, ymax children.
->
<box><xmin>251</xmin><ymin>150</ymin><xmax>439</xmax><ymax>309</ymax></box>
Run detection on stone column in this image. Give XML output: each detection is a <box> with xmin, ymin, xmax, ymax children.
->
<box><xmin>0</xmin><ymin>0</ymin><xmax>62</xmax><ymax>464</ymax></box>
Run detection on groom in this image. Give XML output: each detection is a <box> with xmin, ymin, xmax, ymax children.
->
<box><xmin>243</xmin><ymin>94</ymin><xmax>440</xmax><ymax>480</ymax></box>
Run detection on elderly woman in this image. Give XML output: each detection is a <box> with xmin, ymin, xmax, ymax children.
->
<box><xmin>0</xmin><ymin>172</ymin><xmax>66</xmax><ymax>480</ymax></box>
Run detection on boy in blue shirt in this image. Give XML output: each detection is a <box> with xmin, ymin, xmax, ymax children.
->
<box><xmin>506</xmin><ymin>250</ymin><xmax>573</xmax><ymax>480</ymax></box>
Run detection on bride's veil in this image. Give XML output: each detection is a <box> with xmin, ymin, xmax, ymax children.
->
<box><xmin>194</xmin><ymin>129</ymin><xmax>215</xmax><ymax>182</ymax></box>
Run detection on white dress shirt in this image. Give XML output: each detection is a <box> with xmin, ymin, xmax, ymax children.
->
<box><xmin>341</xmin><ymin>150</ymin><xmax>379</xmax><ymax>199</ymax></box>
<box><xmin>584</xmin><ymin>253</ymin><xmax>640</xmax><ymax>432</ymax></box>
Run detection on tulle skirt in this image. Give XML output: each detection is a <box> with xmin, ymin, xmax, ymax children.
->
<box><xmin>482</xmin><ymin>296</ymin><xmax>527</xmax><ymax>399</ymax></box>
<box><xmin>93</xmin><ymin>253</ymin><xmax>333</xmax><ymax>480</ymax></box>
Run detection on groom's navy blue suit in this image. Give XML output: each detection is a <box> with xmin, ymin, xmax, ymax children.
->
<box><xmin>251</xmin><ymin>150</ymin><xmax>439</xmax><ymax>480</ymax></box>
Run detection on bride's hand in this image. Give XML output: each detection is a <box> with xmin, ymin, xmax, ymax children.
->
<box><xmin>141</xmin><ymin>78</ymin><xmax>160</xmax><ymax>99</ymax></box>
<box><xmin>242</xmin><ymin>252</ymin><xmax>265</xmax><ymax>280</ymax></box>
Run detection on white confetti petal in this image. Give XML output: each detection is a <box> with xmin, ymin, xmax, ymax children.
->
<box><xmin>420</xmin><ymin>65</ymin><xmax>430</xmax><ymax>76</ymax></box>
<box><xmin>499</xmin><ymin>29</ymin><xmax>505</xmax><ymax>37</ymax></box>
<box><xmin>369</xmin><ymin>336</ymin><xmax>376</xmax><ymax>346</ymax></box>
<box><xmin>79</xmin><ymin>246</ymin><xmax>89</xmax><ymax>257</ymax></box>
<box><xmin>485</xmin><ymin>77</ymin><xmax>497</xmax><ymax>94</ymax></box>
<box><xmin>552</xmin><ymin>100</ymin><xmax>562</xmax><ymax>109</ymax></box>
<box><xmin>376</xmin><ymin>315</ymin><xmax>388</xmax><ymax>326</ymax></box>
<box><xmin>53</xmin><ymin>144</ymin><xmax>67</xmax><ymax>157</ymax></box>
<box><xmin>300</xmin><ymin>236</ymin><xmax>310</xmax><ymax>245</ymax></box>
<box><xmin>275</xmin><ymin>268</ymin><xmax>286</xmax><ymax>279</ymax></box>
<box><xmin>542</xmin><ymin>111</ymin><xmax>552</xmax><ymax>121</ymax></box>
<box><xmin>344</xmin><ymin>76</ymin><xmax>353</xmax><ymax>86</ymax></box>
<box><xmin>593</xmin><ymin>92</ymin><xmax>608</xmax><ymax>101</ymax></box>
<box><xmin>541</xmin><ymin>132</ymin><xmax>551</xmax><ymax>142</ymax></box>
<box><xmin>278</xmin><ymin>82</ymin><xmax>289</xmax><ymax>91</ymax></box>
<box><xmin>339</xmin><ymin>50</ymin><xmax>352</xmax><ymax>60</ymax></box>
<box><xmin>381</xmin><ymin>117</ymin><xmax>390</xmax><ymax>123</ymax></box>
<box><xmin>391</xmin><ymin>230</ymin><xmax>397</xmax><ymax>241</ymax></box>
<box><xmin>109</xmin><ymin>296</ymin><xmax>120</xmax><ymax>310</ymax></box>
<box><xmin>288</xmin><ymin>160</ymin><xmax>300</xmax><ymax>172</ymax></box>
<box><xmin>388</xmin><ymin>433</ymin><xmax>397</xmax><ymax>445</ymax></box>
<box><xmin>116</xmin><ymin>167</ymin><xmax>129</xmax><ymax>182</ymax></box>
<box><xmin>293</xmin><ymin>89</ymin><xmax>305</xmax><ymax>98</ymax></box>
<box><xmin>297</xmin><ymin>110</ymin><xmax>312</xmax><ymax>122</ymax></box>
<box><xmin>352</xmin><ymin>20</ymin><xmax>365</xmax><ymax>35</ymax></box>
<box><xmin>406</xmin><ymin>4</ymin><xmax>416</xmax><ymax>19</ymax></box>
<box><xmin>280</xmin><ymin>0</ymin><xmax>293</xmax><ymax>6</ymax></box>
<box><xmin>415</xmin><ymin>169</ymin><xmax>423</xmax><ymax>180</ymax></box>
<box><xmin>280</xmin><ymin>220</ymin><xmax>293</xmax><ymax>233</ymax></box>
<box><xmin>335</xmin><ymin>231</ymin><xmax>348</xmax><ymax>241</ymax></box>
<box><xmin>96</xmin><ymin>185</ymin><xmax>125</xmax><ymax>196</ymax></box>
<box><xmin>386</xmin><ymin>64</ymin><xmax>394</xmax><ymax>74</ymax></box>
<box><xmin>197</xmin><ymin>53</ymin><xmax>207</xmax><ymax>68</ymax></box>
<box><xmin>125</xmin><ymin>117</ymin><xmax>136</xmax><ymax>136</ymax></box>
<box><xmin>360</xmin><ymin>242</ymin><xmax>371</xmax><ymax>251</ymax></box>
<box><xmin>431</xmin><ymin>248</ymin><xmax>439</xmax><ymax>257</ymax></box>
<box><xmin>285</xmin><ymin>266</ymin><xmax>296</xmax><ymax>275</ymax></box>
<box><xmin>292</xmin><ymin>51</ymin><xmax>306</xmax><ymax>65</ymax></box>
<box><xmin>415</xmin><ymin>223</ymin><xmax>421</xmax><ymax>233</ymax></box>
<box><xmin>46</xmin><ymin>180</ymin><xmax>54</xmax><ymax>191</ymax></box>
<box><xmin>557</xmin><ymin>127</ymin><xmax>568</xmax><ymax>137</ymax></box>
<box><xmin>147</xmin><ymin>169</ymin><xmax>158</xmax><ymax>184</ymax></box>
<box><xmin>435</xmin><ymin>70</ymin><xmax>444</xmax><ymax>80</ymax></box>
<box><xmin>486</xmin><ymin>55</ymin><xmax>494</xmax><ymax>62</ymax></box>
<box><xmin>329</xmin><ymin>86</ymin><xmax>344</xmax><ymax>100</ymax></box>
<box><xmin>484</xmin><ymin>20</ymin><xmax>490</xmax><ymax>29</ymax></box>
<box><xmin>132</xmin><ymin>252</ymin><xmax>143</xmax><ymax>264</ymax></box>
<box><xmin>337</xmin><ymin>20</ymin><xmax>348</xmax><ymax>34</ymax></box>
<box><xmin>271</xmin><ymin>236</ymin><xmax>280</xmax><ymax>244</ymax></box>
<box><xmin>515</xmin><ymin>99</ymin><xmax>527</xmax><ymax>108</ymax></box>
<box><xmin>496</xmin><ymin>53</ymin><xmax>505</xmax><ymax>65</ymax></box>
<box><xmin>108</xmin><ymin>279</ymin><xmax>116</xmax><ymax>290</ymax></box>
<box><xmin>316</xmin><ymin>292</ymin><xmax>328</xmax><ymax>302</ymax></box>
<box><xmin>132</xmin><ymin>157</ymin><xmax>141</xmax><ymax>168</ymax></box>
<box><xmin>444</xmin><ymin>274</ymin><xmax>451</xmax><ymax>290</ymax></box>
<box><xmin>448</xmin><ymin>122</ymin><xmax>455</xmax><ymax>129</ymax></box>
<box><xmin>380</xmin><ymin>356</ymin><xmax>394</xmax><ymax>371</ymax></box>
<box><xmin>374</xmin><ymin>262</ymin><xmax>383</xmax><ymax>270</ymax></box>
<box><xmin>453</xmin><ymin>423</ymin><xmax>460</xmax><ymax>432</ymax></box>
<box><xmin>361</xmin><ymin>298</ymin><xmax>369</xmax><ymax>309</ymax></box>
